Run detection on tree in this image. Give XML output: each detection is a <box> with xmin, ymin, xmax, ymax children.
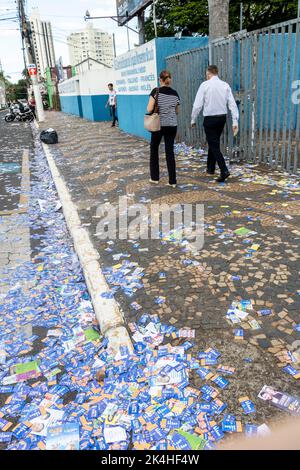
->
<box><xmin>6</xmin><ymin>79</ymin><xmax>28</xmax><ymax>102</ymax></box>
<box><xmin>145</xmin><ymin>0</ymin><xmax>209</xmax><ymax>40</ymax></box>
<box><xmin>0</xmin><ymin>71</ymin><xmax>29</xmax><ymax>102</ymax></box>
<box><xmin>145</xmin><ymin>0</ymin><xmax>299</xmax><ymax>40</ymax></box>
<box><xmin>22</xmin><ymin>68</ymin><xmax>30</xmax><ymax>82</ymax></box>
<box><xmin>0</xmin><ymin>71</ymin><xmax>10</xmax><ymax>85</ymax></box>
<box><xmin>230</xmin><ymin>1</ymin><xmax>299</xmax><ymax>32</ymax></box>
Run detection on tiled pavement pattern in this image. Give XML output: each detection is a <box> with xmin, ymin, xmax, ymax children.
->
<box><xmin>40</xmin><ymin>111</ymin><xmax>300</xmax><ymax>423</ymax></box>
<box><xmin>0</xmin><ymin>215</ymin><xmax>31</xmax><ymax>295</ymax></box>
<box><xmin>0</xmin><ymin>117</ymin><xmax>32</xmax><ymax>294</ymax></box>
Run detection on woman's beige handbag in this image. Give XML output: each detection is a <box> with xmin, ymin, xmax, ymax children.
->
<box><xmin>144</xmin><ymin>88</ymin><xmax>161</xmax><ymax>132</ymax></box>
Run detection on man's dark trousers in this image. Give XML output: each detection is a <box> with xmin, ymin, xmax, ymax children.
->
<box><xmin>110</xmin><ymin>105</ymin><xmax>118</xmax><ymax>126</ymax></box>
<box><xmin>203</xmin><ymin>115</ymin><xmax>228</xmax><ymax>175</ymax></box>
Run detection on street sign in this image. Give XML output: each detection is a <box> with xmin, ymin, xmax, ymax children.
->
<box><xmin>28</xmin><ymin>64</ymin><xmax>37</xmax><ymax>77</ymax></box>
<box><xmin>116</xmin><ymin>0</ymin><xmax>152</xmax><ymax>25</ymax></box>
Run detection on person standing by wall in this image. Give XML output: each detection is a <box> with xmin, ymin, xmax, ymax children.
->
<box><xmin>106</xmin><ymin>83</ymin><xmax>118</xmax><ymax>127</ymax></box>
<box><xmin>191</xmin><ymin>65</ymin><xmax>239</xmax><ymax>183</ymax></box>
<box><xmin>28</xmin><ymin>94</ymin><xmax>36</xmax><ymax>119</ymax></box>
<box><xmin>147</xmin><ymin>70</ymin><xmax>180</xmax><ymax>188</ymax></box>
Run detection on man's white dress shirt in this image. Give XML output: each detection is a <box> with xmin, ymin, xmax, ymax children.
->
<box><xmin>191</xmin><ymin>75</ymin><xmax>239</xmax><ymax>126</ymax></box>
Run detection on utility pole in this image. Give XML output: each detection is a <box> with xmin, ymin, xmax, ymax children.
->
<box><xmin>208</xmin><ymin>0</ymin><xmax>229</xmax><ymax>40</ymax></box>
<box><xmin>126</xmin><ymin>25</ymin><xmax>131</xmax><ymax>51</ymax></box>
<box><xmin>125</xmin><ymin>11</ymin><xmax>131</xmax><ymax>51</ymax></box>
<box><xmin>113</xmin><ymin>33</ymin><xmax>116</xmax><ymax>58</ymax></box>
<box><xmin>17</xmin><ymin>0</ymin><xmax>44</xmax><ymax>122</ymax></box>
<box><xmin>153</xmin><ymin>0</ymin><xmax>158</xmax><ymax>38</ymax></box>
<box><xmin>138</xmin><ymin>11</ymin><xmax>146</xmax><ymax>45</ymax></box>
<box><xmin>18</xmin><ymin>0</ymin><xmax>34</xmax><ymax>64</ymax></box>
<box><xmin>208</xmin><ymin>0</ymin><xmax>229</xmax><ymax>63</ymax></box>
<box><xmin>240</xmin><ymin>3</ymin><xmax>243</xmax><ymax>31</ymax></box>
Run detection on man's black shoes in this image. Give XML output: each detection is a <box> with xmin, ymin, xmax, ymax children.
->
<box><xmin>216</xmin><ymin>172</ymin><xmax>230</xmax><ymax>183</ymax></box>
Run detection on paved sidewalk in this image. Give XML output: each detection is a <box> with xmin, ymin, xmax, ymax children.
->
<box><xmin>0</xmin><ymin>118</ymin><xmax>102</xmax><ymax>450</ymax></box>
<box><xmin>40</xmin><ymin>111</ymin><xmax>300</xmax><ymax>424</ymax></box>
<box><xmin>0</xmin><ymin>117</ymin><xmax>32</xmax><ymax>295</ymax></box>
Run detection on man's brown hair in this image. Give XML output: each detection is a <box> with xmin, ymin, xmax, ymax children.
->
<box><xmin>207</xmin><ymin>65</ymin><xmax>218</xmax><ymax>75</ymax></box>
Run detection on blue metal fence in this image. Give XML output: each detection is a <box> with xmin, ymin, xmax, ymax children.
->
<box><xmin>166</xmin><ymin>18</ymin><xmax>300</xmax><ymax>173</ymax></box>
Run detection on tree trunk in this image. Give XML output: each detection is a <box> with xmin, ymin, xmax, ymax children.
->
<box><xmin>208</xmin><ymin>0</ymin><xmax>229</xmax><ymax>40</ymax></box>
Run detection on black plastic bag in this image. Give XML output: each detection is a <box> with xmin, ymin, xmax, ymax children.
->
<box><xmin>40</xmin><ymin>128</ymin><xmax>58</xmax><ymax>144</ymax></box>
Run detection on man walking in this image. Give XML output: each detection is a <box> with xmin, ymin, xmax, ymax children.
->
<box><xmin>191</xmin><ymin>65</ymin><xmax>239</xmax><ymax>182</ymax></box>
<box><xmin>106</xmin><ymin>83</ymin><xmax>118</xmax><ymax>127</ymax></box>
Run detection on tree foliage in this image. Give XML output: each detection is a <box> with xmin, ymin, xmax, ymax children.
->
<box><xmin>145</xmin><ymin>0</ymin><xmax>299</xmax><ymax>40</ymax></box>
<box><xmin>22</xmin><ymin>68</ymin><xmax>30</xmax><ymax>81</ymax></box>
<box><xmin>145</xmin><ymin>0</ymin><xmax>208</xmax><ymax>39</ymax></box>
<box><xmin>7</xmin><ymin>80</ymin><xmax>28</xmax><ymax>102</ymax></box>
<box><xmin>229</xmin><ymin>0</ymin><xmax>298</xmax><ymax>32</ymax></box>
<box><xmin>0</xmin><ymin>71</ymin><xmax>29</xmax><ymax>102</ymax></box>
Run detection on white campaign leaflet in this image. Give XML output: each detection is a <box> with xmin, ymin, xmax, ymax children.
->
<box><xmin>104</xmin><ymin>426</ymin><xmax>127</xmax><ymax>444</ymax></box>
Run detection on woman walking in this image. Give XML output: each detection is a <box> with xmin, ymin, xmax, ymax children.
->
<box><xmin>147</xmin><ymin>70</ymin><xmax>180</xmax><ymax>188</ymax></box>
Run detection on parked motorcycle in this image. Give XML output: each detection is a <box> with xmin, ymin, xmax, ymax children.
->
<box><xmin>42</xmin><ymin>98</ymin><xmax>49</xmax><ymax>110</ymax></box>
<box><xmin>4</xmin><ymin>102</ymin><xmax>34</xmax><ymax>122</ymax></box>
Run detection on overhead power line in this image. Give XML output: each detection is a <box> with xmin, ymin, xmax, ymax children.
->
<box><xmin>0</xmin><ymin>16</ymin><xmax>17</xmax><ymax>21</ymax></box>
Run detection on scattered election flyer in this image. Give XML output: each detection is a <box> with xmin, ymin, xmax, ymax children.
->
<box><xmin>46</xmin><ymin>423</ymin><xmax>79</xmax><ymax>450</ymax></box>
<box><xmin>29</xmin><ymin>409</ymin><xmax>64</xmax><ymax>437</ymax></box>
<box><xmin>258</xmin><ymin>385</ymin><xmax>300</xmax><ymax>416</ymax></box>
<box><xmin>148</xmin><ymin>357</ymin><xmax>188</xmax><ymax>388</ymax></box>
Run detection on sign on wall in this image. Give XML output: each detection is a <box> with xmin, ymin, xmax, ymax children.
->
<box><xmin>114</xmin><ymin>40</ymin><xmax>157</xmax><ymax>95</ymax></box>
<box><xmin>58</xmin><ymin>79</ymin><xmax>78</xmax><ymax>96</ymax></box>
<box><xmin>116</xmin><ymin>0</ymin><xmax>152</xmax><ymax>25</ymax></box>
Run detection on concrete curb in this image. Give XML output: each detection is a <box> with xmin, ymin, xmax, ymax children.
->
<box><xmin>33</xmin><ymin>121</ymin><xmax>133</xmax><ymax>356</ymax></box>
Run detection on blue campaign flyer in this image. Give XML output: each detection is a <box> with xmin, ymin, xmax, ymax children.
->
<box><xmin>46</xmin><ymin>423</ymin><xmax>80</xmax><ymax>450</ymax></box>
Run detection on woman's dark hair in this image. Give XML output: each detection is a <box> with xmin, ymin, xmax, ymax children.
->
<box><xmin>108</xmin><ymin>83</ymin><xmax>113</xmax><ymax>87</ymax></box>
<box><xmin>160</xmin><ymin>70</ymin><xmax>172</xmax><ymax>85</ymax></box>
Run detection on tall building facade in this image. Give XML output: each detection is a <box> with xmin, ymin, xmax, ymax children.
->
<box><xmin>67</xmin><ymin>23</ymin><xmax>113</xmax><ymax>68</ymax></box>
<box><xmin>30</xmin><ymin>8</ymin><xmax>56</xmax><ymax>79</ymax></box>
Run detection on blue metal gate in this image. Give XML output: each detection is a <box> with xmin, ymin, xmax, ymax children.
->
<box><xmin>166</xmin><ymin>18</ymin><xmax>300</xmax><ymax>173</ymax></box>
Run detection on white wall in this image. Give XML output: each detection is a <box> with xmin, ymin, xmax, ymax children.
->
<box><xmin>59</xmin><ymin>68</ymin><xmax>116</xmax><ymax>97</ymax></box>
<box><xmin>79</xmin><ymin>69</ymin><xmax>115</xmax><ymax>96</ymax></box>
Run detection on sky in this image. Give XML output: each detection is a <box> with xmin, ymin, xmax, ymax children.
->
<box><xmin>0</xmin><ymin>0</ymin><xmax>143</xmax><ymax>83</ymax></box>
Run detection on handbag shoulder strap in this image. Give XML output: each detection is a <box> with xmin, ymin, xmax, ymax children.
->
<box><xmin>154</xmin><ymin>87</ymin><xmax>160</xmax><ymax>114</ymax></box>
